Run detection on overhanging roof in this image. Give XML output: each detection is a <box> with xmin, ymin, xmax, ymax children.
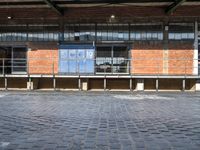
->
<box><xmin>1</xmin><ymin>0</ymin><xmax>200</xmax><ymax>7</ymax></box>
<box><xmin>0</xmin><ymin>0</ymin><xmax>200</xmax><ymax>15</ymax></box>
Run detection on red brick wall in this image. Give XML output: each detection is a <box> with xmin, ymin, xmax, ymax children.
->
<box><xmin>168</xmin><ymin>41</ymin><xmax>194</xmax><ymax>75</ymax></box>
<box><xmin>28</xmin><ymin>49</ymin><xmax>58</xmax><ymax>74</ymax></box>
<box><xmin>131</xmin><ymin>41</ymin><xmax>163</xmax><ymax>75</ymax></box>
<box><xmin>131</xmin><ymin>41</ymin><xmax>194</xmax><ymax>75</ymax></box>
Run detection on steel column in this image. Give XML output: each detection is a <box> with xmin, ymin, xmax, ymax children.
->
<box><xmin>130</xmin><ymin>78</ymin><xmax>132</xmax><ymax>91</ymax></box>
<box><xmin>156</xmin><ymin>79</ymin><xmax>159</xmax><ymax>91</ymax></box>
<box><xmin>5</xmin><ymin>77</ymin><xmax>7</xmax><ymax>90</ymax></box>
<box><xmin>104</xmin><ymin>78</ymin><xmax>107</xmax><ymax>91</ymax></box>
<box><xmin>182</xmin><ymin>79</ymin><xmax>186</xmax><ymax>91</ymax></box>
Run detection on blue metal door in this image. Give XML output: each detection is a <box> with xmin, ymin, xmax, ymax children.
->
<box><xmin>77</xmin><ymin>49</ymin><xmax>85</xmax><ymax>73</ymax></box>
<box><xmin>68</xmin><ymin>50</ymin><xmax>77</xmax><ymax>73</ymax></box>
<box><xmin>59</xmin><ymin>50</ymin><xmax>68</xmax><ymax>73</ymax></box>
<box><xmin>59</xmin><ymin>44</ymin><xmax>95</xmax><ymax>74</ymax></box>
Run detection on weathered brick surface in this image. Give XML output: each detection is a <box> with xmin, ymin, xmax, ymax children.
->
<box><xmin>28</xmin><ymin>49</ymin><xmax>58</xmax><ymax>74</ymax></box>
<box><xmin>131</xmin><ymin>41</ymin><xmax>163</xmax><ymax>75</ymax></box>
<box><xmin>168</xmin><ymin>41</ymin><xmax>194</xmax><ymax>75</ymax></box>
<box><xmin>131</xmin><ymin>41</ymin><xmax>194</xmax><ymax>75</ymax></box>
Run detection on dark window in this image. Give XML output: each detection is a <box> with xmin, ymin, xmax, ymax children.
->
<box><xmin>130</xmin><ymin>23</ymin><xmax>163</xmax><ymax>41</ymax></box>
<box><xmin>64</xmin><ymin>24</ymin><xmax>95</xmax><ymax>41</ymax></box>
<box><xmin>0</xmin><ymin>46</ymin><xmax>27</xmax><ymax>74</ymax></box>
<box><xmin>0</xmin><ymin>24</ymin><xmax>27</xmax><ymax>41</ymax></box>
<box><xmin>169</xmin><ymin>23</ymin><xmax>194</xmax><ymax>40</ymax></box>
<box><xmin>28</xmin><ymin>24</ymin><xmax>59</xmax><ymax>41</ymax></box>
<box><xmin>12</xmin><ymin>47</ymin><xmax>27</xmax><ymax>73</ymax></box>
<box><xmin>0</xmin><ymin>24</ymin><xmax>60</xmax><ymax>42</ymax></box>
<box><xmin>97</xmin><ymin>24</ymin><xmax>129</xmax><ymax>41</ymax></box>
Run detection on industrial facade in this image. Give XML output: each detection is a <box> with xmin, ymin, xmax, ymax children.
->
<box><xmin>0</xmin><ymin>0</ymin><xmax>200</xmax><ymax>91</ymax></box>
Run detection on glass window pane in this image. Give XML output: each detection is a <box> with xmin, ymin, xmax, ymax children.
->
<box><xmin>130</xmin><ymin>23</ymin><xmax>163</xmax><ymax>41</ymax></box>
<box><xmin>169</xmin><ymin>23</ymin><xmax>194</xmax><ymax>40</ymax></box>
<box><xmin>97</xmin><ymin>24</ymin><xmax>129</xmax><ymax>41</ymax></box>
<box><xmin>64</xmin><ymin>24</ymin><xmax>95</xmax><ymax>41</ymax></box>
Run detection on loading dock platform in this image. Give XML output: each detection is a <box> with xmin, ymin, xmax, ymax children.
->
<box><xmin>0</xmin><ymin>74</ymin><xmax>199</xmax><ymax>91</ymax></box>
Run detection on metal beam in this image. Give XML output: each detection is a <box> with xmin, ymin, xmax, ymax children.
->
<box><xmin>43</xmin><ymin>0</ymin><xmax>64</xmax><ymax>16</ymax></box>
<box><xmin>0</xmin><ymin>0</ymin><xmax>200</xmax><ymax>8</ymax></box>
<box><xmin>166</xmin><ymin>0</ymin><xmax>186</xmax><ymax>14</ymax></box>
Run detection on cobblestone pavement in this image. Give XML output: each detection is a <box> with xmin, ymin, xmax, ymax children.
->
<box><xmin>0</xmin><ymin>92</ymin><xmax>200</xmax><ymax>150</ymax></box>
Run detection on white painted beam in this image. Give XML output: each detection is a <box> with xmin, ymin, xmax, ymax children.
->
<box><xmin>193</xmin><ymin>21</ymin><xmax>198</xmax><ymax>75</ymax></box>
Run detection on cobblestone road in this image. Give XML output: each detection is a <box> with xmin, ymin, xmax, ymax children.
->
<box><xmin>0</xmin><ymin>92</ymin><xmax>200</xmax><ymax>150</ymax></box>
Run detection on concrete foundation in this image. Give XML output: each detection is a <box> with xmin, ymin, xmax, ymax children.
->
<box><xmin>36</xmin><ymin>78</ymin><xmax>53</xmax><ymax>89</ymax></box>
<box><xmin>130</xmin><ymin>79</ymin><xmax>136</xmax><ymax>91</ymax></box>
<box><xmin>88</xmin><ymin>79</ymin><xmax>104</xmax><ymax>90</ymax></box>
<box><xmin>56</xmin><ymin>78</ymin><xmax>78</xmax><ymax>90</ymax></box>
<box><xmin>81</xmin><ymin>79</ymin><xmax>88</xmax><ymax>91</ymax></box>
<box><xmin>0</xmin><ymin>78</ymin><xmax>4</xmax><ymax>89</ymax></box>
<box><xmin>144</xmin><ymin>79</ymin><xmax>156</xmax><ymax>90</ymax></box>
<box><xmin>7</xmin><ymin>78</ymin><xmax>27</xmax><ymax>89</ymax></box>
<box><xmin>159</xmin><ymin>79</ymin><xmax>182</xmax><ymax>91</ymax></box>
<box><xmin>27</xmin><ymin>81</ymin><xmax>33</xmax><ymax>90</ymax></box>
<box><xmin>185</xmin><ymin>79</ymin><xmax>196</xmax><ymax>91</ymax></box>
<box><xmin>136</xmin><ymin>79</ymin><xmax>144</xmax><ymax>91</ymax></box>
<box><xmin>107</xmin><ymin>79</ymin><xmax>130</xmax><ymax>91</ymax></box>
<box><xmin>31</xmin><ymin>78</ymin><xmax>39</xmax><ymax>89</ymax></box>
<box><xmin>0</xmin><ymin>76</ymin><xmax>198</xmax><ymax>91</ymax></box>
<box><xmin>196</xmin><ymin>80</ymin><xmax>200</xmax><ymax>91</ymax></box>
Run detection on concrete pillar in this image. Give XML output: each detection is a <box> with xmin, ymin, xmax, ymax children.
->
<box><xmin>196</xmin><ymin>80</ymin><xmax>200</xmax><ymax>91</ymax></box>
<box><xmin>136</xmin><ymin>79</ymin><xmax>144</xmax><ymax>91</ymax></box>
<box><xmin>182</xmin><ymin>79</ymin><xmax>186</xmax><ymax>91</ymax></box>
<box><xmin>27</xmin><ymin>78</ymin><xmax>33</xmax><ymax>90</ymax></box>
<box><xmin>78</xmin><ymin>78</ymin><xmax>81</xmax><ymax>91</ymax></box>
<box><xmin>5</xmin><ymin>77</ymin><xmax>7</xmax><ymax>90</ymax></box>
<box><xmin>193</xmin><ymin>21</ymin><xmax>198</xmax><ymax>75</ymax></box>
<box><xmin>130</xmin><ymin>78</ymin><xmax>133</xmax><ymax>91</ymax></box>
<box><xmin>82</xmin><ymin>79</ymin><xmax>88</xmax><ymax>91</ymax></box>
<box><xmin>29</xmin><ymin>78</ymin><xmax>39</xmax><ymax>90</ymax></box>
<box><xmin>156</xmin><ymin>79</ymin><xmax>159</xmax><ymax>91</ymax></box>
<box><xmin>104</xmin><ymin>78</ymin><xmax>107</xmax><ymax>91</ymax></box>
<box><xmin>53</xmin><ymin>78</ymin><xmax>56</xmax><ymax>90</ymax></box>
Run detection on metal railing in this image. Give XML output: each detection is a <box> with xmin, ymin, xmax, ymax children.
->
<box><xmin>0</xmin><ymin>58</ymin><xmax>27</xmax><ymax>75</ymax></box>
<box><xmin>0</xmin><ymin>58</ymin><xmax>200</xmax><ymax>76</ymax></box>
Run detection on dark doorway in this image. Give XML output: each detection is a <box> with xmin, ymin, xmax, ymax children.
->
<box><xmin>0</xmin><ymin>47</ymin><xmax>12</xmax><ymax>74</ymax></box>
<box><xmin>0</xmin><ymin>46</ymin><xmax>27</xmax><ymax>74</ymax></box>
<box><xmin>12</xmin><ymin>47</ymin><xmax>27</xmax><ymax>74</ymax></box>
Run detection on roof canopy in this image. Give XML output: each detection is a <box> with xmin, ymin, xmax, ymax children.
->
<box><xmin>0</xmin><ymin>0</ymin><xmax>199</xmax><ymax>15</ymax></box>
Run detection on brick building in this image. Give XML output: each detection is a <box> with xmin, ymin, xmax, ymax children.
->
<box><xmin>0</xmin><ymin>0</ymin><xmax>200</xmax><ymax>91</ymax></box>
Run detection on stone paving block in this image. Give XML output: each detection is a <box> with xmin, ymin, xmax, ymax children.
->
<box><xmin>0</xmin><ymin>92</ymin><xmax>200</xmax><ymax>150</ymax></box>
